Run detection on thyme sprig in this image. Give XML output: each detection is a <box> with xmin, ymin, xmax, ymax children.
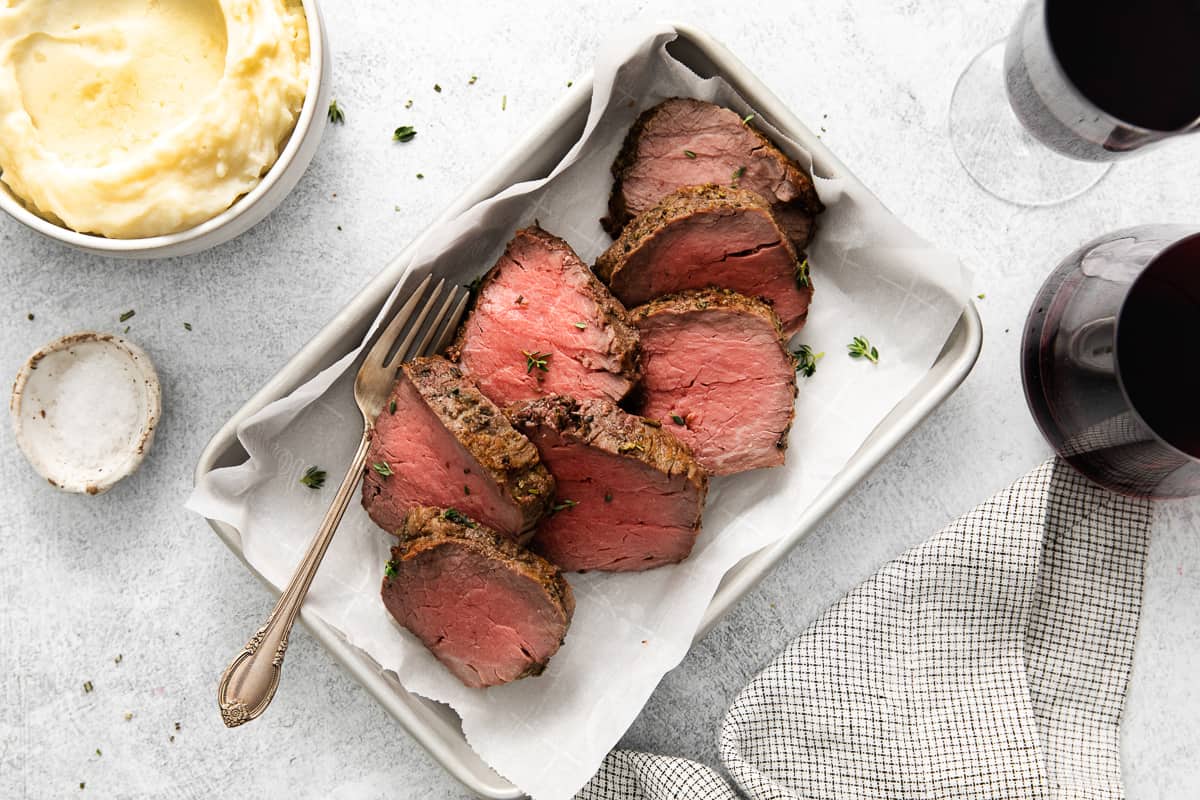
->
<box><xmin>792</xmin><ymin>345</ymin><xmax>824</xmax><ymax>378</ymax></box>
<box><xmin>300</xmin><ymin>466</ymin><xmax>326</xmax><ymax>489</ymax></box>
<box><xmin>523</xmin><ymin>350</ymin><xmax>551</xmax><ymax>374</ymax></box>
<box><xmin>847</xmin><ymin>336</ymin><xmax>879</xmax><ymax>364</ymax></box>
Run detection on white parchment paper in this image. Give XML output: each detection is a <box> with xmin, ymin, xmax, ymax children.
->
<box><xmin>188</xmin><ymin>23</ymin><xmax>971</xmax><ymax>800</ymax></box>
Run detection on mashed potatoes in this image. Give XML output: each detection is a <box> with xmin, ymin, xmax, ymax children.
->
<box><xmin>0</xmin><ymin>0</ymin><xmax>309</xmax><ymax>238</ymax></box>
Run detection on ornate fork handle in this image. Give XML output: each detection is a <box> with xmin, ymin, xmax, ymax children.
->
<box><xmin>218</xmin><ymin>432</ymin><xmax>371</xmax><ymax>727</ymax></box>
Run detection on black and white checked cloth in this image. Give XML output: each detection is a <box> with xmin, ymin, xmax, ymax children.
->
<box><xmin>578</xmin><ymin>459</ymin><xmax>1151</xmax><ymax>800</ymax></box>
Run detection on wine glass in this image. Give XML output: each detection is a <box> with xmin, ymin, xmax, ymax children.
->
<box><xmin>1022</xmin><ymin>225</ymin><xmax>1200</xmax><ymax>497</ymax></box>
<box><xmin>950</xmin><ymin>0</ymin><xmax>1200</xmax><ymax>206</ymax></box>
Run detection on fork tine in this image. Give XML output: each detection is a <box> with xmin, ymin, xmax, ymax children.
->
<box><xmin>429</xmin><ymin>291</ymin><xmax>470</xmax><ymax>355</ymax></box>
<box><xmin>383</xmin><ymin>279</ymin><xmax>444</xmax><ymax>367</ymax></box>
<box><xmin>365</xmin><ymin>274</ymin><xmax>433</xmax><ymax>367</ymax></box>
<box><xmin>407</xmin><ymin>288</ymin><xmax>462</xmax><ymax>361</ymax></box>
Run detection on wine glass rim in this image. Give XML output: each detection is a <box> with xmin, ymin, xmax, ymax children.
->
<box><xmin>1112</xmin><ymin>230</ymin><xmax>1200</xmax><ymax>465</ymax></box>
<box><xmin>1038</xmin><ymin>0</ymin><xmax>1199</xmax><ymax>136</ymax></box>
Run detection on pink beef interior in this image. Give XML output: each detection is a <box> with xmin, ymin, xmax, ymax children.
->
<box><xmin>637</xmin><ymin>309</ymin><xmax>795</xmax><ymax>474</ymax></box>
<box><xmin>530</xmin><ymin>427</ymin><xmax>702</xmax><ymax>572</ymax></box>
<box><xmin>458</xmin><ymin>237</ymin><xmax>633</xmax><ymax>406</ymax></box>
<box><xmin>382</xmin><ymin>543</ymin><xmax>568</xmax><ymax>688</ymax></box>
<box><xmin>622</xmin><ymin>103</ymin><xmax>809</xmax><ymax>219</ymax></box>
<box><xmin>612</xmin><ymin>206</ymin><xmax>812</xmax><ymax>336</ymax></box>
<box><xmin>363</xmin><ymin>375</ymin><xmax>524</xmax><ymax>537</ymax></box>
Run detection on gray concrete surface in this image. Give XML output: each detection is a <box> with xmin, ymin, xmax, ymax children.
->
<box><xmin>1</xmin><ymin>1</ymin><xmax>1198</xmax><ymax>797</ymax></box>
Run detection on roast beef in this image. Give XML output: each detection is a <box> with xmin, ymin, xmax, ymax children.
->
<box><xmin>604</xmin><ymin>98</ymin><xmax>824</xmax><ymax>250</ymax></box>
<box><xmin>594</xmin><ymin>184</ymin><xmax>814</xmax><ymax>336</ymax></box>
<box><xmin>630</xmin><ymin>289</ymin><xmax>798</xmax><ymax>475</ymax></box>
<box><xmin>381</xmin><ymin>506</ymin><xmax>575</xmax><ymax>688</ymax></box>
<box><xmin>509</xmin><ymin>396</ymin><xmax>708</xmax><ymax>572</ymax></box>
<box><xmin>447</xmin><ymin>225</ymin><xmax>640</xmax><ymax>407</ymax></box>
<box><xmin>361</xmin><ymin>356</ymin><xmax>554</xmax><ymax>540</ymax></box>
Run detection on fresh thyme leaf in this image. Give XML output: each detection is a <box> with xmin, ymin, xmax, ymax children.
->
<box><xmin>501</xmin><ymin>94</ymin><xmax>507</xmax><ymax>111</ymax></box>
<box><xmin>847</xmin><ymin>336</ymin><xmax>880</xmax><ymax>364</ymax></box>
<box><xmin>95</xmin><ymin>749</ymin><xmax>101</xmax><ymax>757</ymax></box>
<box><xmin>123</xmin><ymin>326</ymin><xmax>130</xmax><ymax>334</ymax></box>
<box><xmin>792</xmin><ymin>344</ymin><xmax>824</xmax><ymax>377</ymax></box>
<box><xmin>300</xmin><ymin>466</ymin><xmax>326</xmax><ymax>489</ymax></box>
<box><xmin>567</xmin><ymin>80</ymin><xmax>573</xmax><ymax>87</ymax></box>
<box><xmin>183</xmin><ymin>322</ymin><xmax>192</xmax><ymax>331</ymax></box>
<box><xmin>392</xmin><ymin>125</ymin><xmax>417</xmax><ymax>143</ymax></box>
<box><xmin>119</xmin><ymin>309</ymin><xmax>135</xmax><ymax>322</ymax></box>
<box><xmin>731</xmin><ymin>165</ymin><xmax>745</xmax><ymax>182</ymax></box>
<box><xmin>741</xmin><ymin>112</ymin><xmax>755</xmax><ymax>125</ymax></box>
<box><xmin>416</xmin><ymin>173</ymin><xmax>424</xmax><ymax>179</ymax></box>
<box><xmin>442</xmin><ymin>508</ymin><xmax>477</xmax><ymax>527</ymax></box>
<box><xmin>794</xmin><ymin>257</ymin><xmax>811</xmax><ymax>289</ymax></box>
<box><xmin>433</xmin><ymin>83</ymin><xmax>442</xmax><ymax>93</ymax></box>
<box><xmin>384</xmin><ymin>560</ymin><xmax>398</xmax><ymax>578</ymax></box>
<box><xmin>327</xmin><ymin>99</ymin><xmax>345</xmax><ymax>125</ymax></box>
<box><xmin>469</xmin><ymin>74</ymin><xmax>478</xmax><ymax>85</ymax></box>
<box><xmin>371</xmin><ymin>461</ymin><xmax>394</xmax><ymax>477</ymax></box>
<box><xmin>977</xmin><ymin>292</ymin><xmax>986</xmax><ymax>300</ymax></box>
<box><xmin>388</xmin><ymin>399</ymin><xmax>397</xmax><ymax>414</ymax></box>
<box><xmin>573</xmin><ymin>321</ymin><xmax>587</xmax><ymax>330</ymax></box>
<box><xmin>522</xmin><ymin>349</ymin><xmax>551</xmax><ymax>374</ymax></box>
<box><xmin>83</xmin><ymin>681</ymin><xmax>94</xmax><ymax>693</ymax></box>
<box><xmin>670</xmin><ymin>414</ymin><xmax>686</xmax><ymax>426</ymax></box>
<box><xmin>603</xmin><ymin>491</ymin><xmax>613</xmax><ymax>503</ymax></box>
<box><xmin>551</xmin><ymin>498</ymin><xmax>578</xmax><ymax>513</ymax></box>
<box><xmin>27</xmin><ymin>312</ymin><xmax>34</xmax><ymax>321</ymax></box>
<box><xmin>683</xmin><ymin>149</ymin><xmax>697</xmax><ymax>159</ymax></box>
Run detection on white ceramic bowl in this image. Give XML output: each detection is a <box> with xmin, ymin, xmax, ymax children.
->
<box><xmin>0</xmin><ymin>0</ymin><xmax>331</xmax><ymax>260</ymax></box>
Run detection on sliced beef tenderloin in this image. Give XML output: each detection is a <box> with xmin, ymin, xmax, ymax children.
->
<box><xmin>362</xmin><ymin>356</ymin><xmax>554</xmax><ymax>540</ymax></box>
<box><xmin>447</xmin><ymin>225</ymin><xmax>640</xmax><ymax>407</ymax></box>
<box><xmin>509</xmin><ymin>395</ymin><xmax>708</xmax><ymax>572</ymax></box>
<box><xmin>595</xmin><ymin>184</ymin><xmax>814</xmax><ymax>336</ymax></box>
<box><xmin>631</xmin><ymin>289</ymin><xmax>798</xmax><ymax>475</ymax></box>
<box><xmin>381</xmin><ymin>506</ymin><xmax>575</xmax><ymax>688</ymax></box>
<box><xmin>604</xmin><ymin>98</ymin><xmax>824</xmax><ymax>250</ymax></box>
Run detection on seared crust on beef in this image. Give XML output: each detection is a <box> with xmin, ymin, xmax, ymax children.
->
<box><xmin>403</xmin><ymin>357</ymin><xmax>555</xmax><ymax>519</ymax></box>
<box><xmin>390</xmin><ymin>506</ymin><xmax>575</xmax><ymax>624</ymax></box>
<box><xmin>604</xmin><ymin>98</ymin><xmax>823</xmax><ymax>249</ymax></box>
<box><xmin>508</xmin><ymin>395</ymin><xmax>708</xmax><ymax>494</ymax></box>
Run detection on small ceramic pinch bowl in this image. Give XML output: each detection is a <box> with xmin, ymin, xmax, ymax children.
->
<box><xmin>10</xmin><ymin>333</ymin><xmax>161</xmax><ymax>495</ymax></box>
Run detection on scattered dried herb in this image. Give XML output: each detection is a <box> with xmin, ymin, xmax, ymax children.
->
<box><xmin>792</xmin><ymin>344</ymin><xmax>824</xmax><ymax>377</ymax></box>
<box><xmin>551</xmin><ymin>499</ymin><xmax>578</xmax><ymax>513</ymax></box>
<box><xmin>433</xmin><ymin>83</ymin><xmax>442</xmax><ymax>93</ymax></box>
<box><xmin>977</xmin><ymin>292</ymin><xmax>986</xmax><ymax>300</ymax></box>
<box><xmin>388</xmin><ymin>399</ymin><xmax>397</xmax><ymax>414</ymax></box>
<box><xmin>416</xmin><ymin>173</ymin><xmax>424</xmax><ymax>179</ymax></box>
<box><xmin>83</xmin><ymin>681</ymin><xmax>94</xmax><ymax>693</ymax></box>
<box><xmin>573</xmin><ymin>321</ymin><xmax>587</xmax><ymax>330</ymax></box>
<box><xmin>442</xmin><ymin>508</ymin><xmax>477</xmax><ymax>527</ymax></box>
<box><xmin>300</xmin><ymin>466</ymin><xmax>326</xmax><ymax>489</ymax></box>
<box><xmin>174</xmin><ymin>722</ymin><xmax>181</xmax><ymax>731</ymax></box>
<box><xmin>384</xmin><ymin>560</ymin><xmax>397</xmax><ymax>578</ymax></box>
<box><xmin>794</xmin><ymin>257</ymin><xmax>811</xmax><ymax>289</ymax></box>
<box><xmin>27</xmin><ymin>312</ymin><xmax>34</xmax><ymax>321</ymax></box>
<box><xmin>114</xmin><ymin>654</ymin><xmax>122</xmax><ymax>665</ymax></box>
<box><xmin>119</xmin><ymin>310</ymin><xmax>135</xmax><ymax>323</ymax></box>
<box><xmin>95</xmin><ymin>749</ymin><xmax>101</xmax><ymax>757</ymax></box>
<box><xmin>469</xmin><ymin>75</ymin><xmax>478</xmax><ymax>85</ymax></box>
<box><xmin>618</xmin><ymin>441</ymin><xmax>644</xmax><ymax>453</ymax></box>
<box><xmin>683</xmin><ymin>149</ymin><xmax>697</xmax><ymax>159</ymax></box>
<box><xmin>183</xmin><ymin>322</ymin><xmax>192</xmax><ymax>331</ymax></box>
<box><xmin>604</xmin><ymin>491</ymin><xmax>613</xmax><ymax>503</ymax></box>
<box><xmin>392</xmin><ymin>125</ymin><xmax>417</xmax><ymax>143</ymax></box>
<box><xmin>327</xmin><ymin>99</ymin><xmax>345</xmax><ymax>125</ymax></box>
<box><xmin>522</xmin><ymin>350</ymin><xmax>550</xmax><ymax>374</ymax></box>
<box><xmin>501</xmin><ymin>94</ymin><xmax>507</xmax><ymax>111</ymax></box>
<box><xmin>731</xmin><ymin>166</ymin><xmax>745</xmax><ymax>182</ymax></box>
<box><xmin>123</xmin><ymin>712</ymin><xmax>133</xmax><ymax>721</ymax></box>
<box><xmin>670</xmin><ymin>414</ymin><xmax>686</xmax><ymax>426</ymax></box>
<box><xmin>567</xmin><ymin>80</ymin><xmax>574</xmax><ymax>87</ymax></box>
<box><xmin>847</xmin><ymin>336</ymin><xmax>879</xmax><ymax>364</ymax></box>
<box><xmin>404</xmin><ymin>99</ymin><xmax>413</xmax><ymax>109</ymax></box>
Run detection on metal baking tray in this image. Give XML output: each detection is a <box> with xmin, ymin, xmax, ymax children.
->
<box><xmin>194</xmin><ymin>24</ymin><xmax>982</xmax><ymax>799</ymax></box>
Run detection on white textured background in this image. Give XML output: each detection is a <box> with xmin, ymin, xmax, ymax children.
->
<box><xmin>1</xmin><ymin>1</ymin><xmax>1198</xmax><ymax>798</ymax></box>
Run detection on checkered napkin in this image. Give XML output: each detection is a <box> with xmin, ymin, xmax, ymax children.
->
<box><xmin>578</xmin><ymin>458</ymin><xmax>1152</xmax><ymax>800</ymax></box>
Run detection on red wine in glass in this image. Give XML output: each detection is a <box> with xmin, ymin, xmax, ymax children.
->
<box><xmin>951</xmin><ymin>0</ymin><xmax>1200</xmax><ymax>205</ymax></box>
<box><xmin>1006</xmin><ymin>0</ymin><xmax>1200</xmax><ymax>161</ymax></box>
<box><xmin>1022</xmin><ymin>227</ymin><xmax>1200</xmax><ymax>497</ymax></box>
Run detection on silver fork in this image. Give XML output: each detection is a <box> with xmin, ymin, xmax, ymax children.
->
<box><xmin>217</xmin><ymin>275</ymin><xmax>468</xmax><ymax>728</ymax></box>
